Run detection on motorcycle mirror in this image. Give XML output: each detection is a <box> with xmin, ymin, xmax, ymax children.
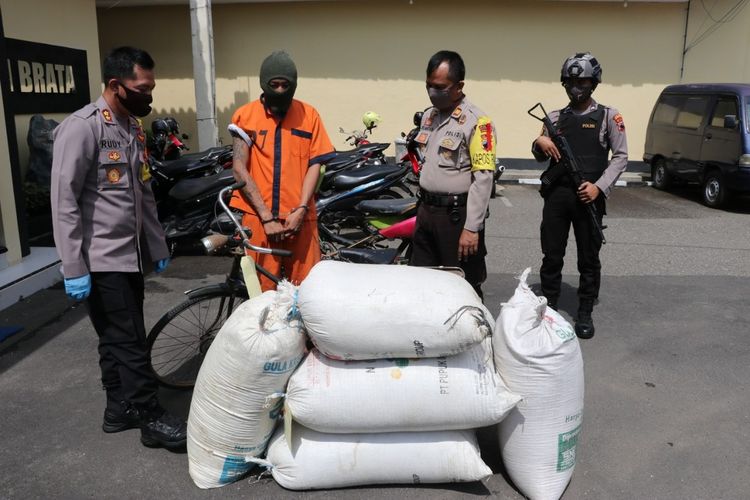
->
<box><xmin>413</xmin><ymin>111</ymin><xmax>423</xmax><ymax>127</ymax></box>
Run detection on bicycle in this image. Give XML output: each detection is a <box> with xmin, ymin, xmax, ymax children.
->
<box><xmin>146</xmin><ymin>182</ymin><xmax>291</xmax><ymax>389</ymax></box>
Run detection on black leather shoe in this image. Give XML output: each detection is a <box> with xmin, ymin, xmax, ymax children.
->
<box><xmin>575</xmin><ymin>312</ymin><xmax>595</xmax><ymax>339</ymax></box>
<box><xmin>140</xmin><ymin>409</ymin><xmax>187</xmax><ymax>450</ymax></box>
<box><xmin>102</xmin><ymin>402</ymin><xmax>140</xmax><ymax>433</ymax></box>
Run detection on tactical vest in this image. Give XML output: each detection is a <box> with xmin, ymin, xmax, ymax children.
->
<box><xmin>553</xmin><ymin>105</ymin><xmax>609</xmax><ymax>183</ymax></box>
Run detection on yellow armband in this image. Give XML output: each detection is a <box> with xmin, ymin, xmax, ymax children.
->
<box><xmin>469</xmin><ymin>116</ymin><xmax>496</xmax><ymax>172</ymax></box>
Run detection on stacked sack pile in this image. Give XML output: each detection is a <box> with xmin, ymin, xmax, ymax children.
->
<box><xmin>267</xmin><ymin>260</ymin><xmax>521</xmax><ymax>490</ymax></box>
<box><xmin>186</xmin><ymin>262</ymin><xmax>585</xmax><ymax>499</ymax></box>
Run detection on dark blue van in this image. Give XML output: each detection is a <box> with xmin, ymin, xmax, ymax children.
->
<box><xmin>643</xmin><ymin>83</ymin><xmax>750</xmax><ymax>207</ymax></box>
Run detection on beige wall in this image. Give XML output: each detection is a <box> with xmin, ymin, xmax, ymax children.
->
<box><xmin>97</xmin><ymin>0</ymin><xmax>698</xmax><ymax>162</ymax></box>
<box><xmin>682</xmin><ymin>0</ymin><xmax>750</xmax><ymax>82</ymax></box>
<box><xmin>0</xmin><ymin>0</ymin><xmax>100</xmax><ymax>264</ymax></box>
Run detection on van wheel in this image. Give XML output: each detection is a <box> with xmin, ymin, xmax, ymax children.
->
<box><xmin>702</xmin><ymin>171</ymin><xmax>727</xmax><ymax>208</ymax></box>
<box><xmin>651</xmin><ymin>159</ymin><xmax>670</xmax><ymax>190</ymax></box>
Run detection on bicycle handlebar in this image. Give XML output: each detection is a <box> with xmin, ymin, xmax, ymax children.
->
<box><xmin>217</xmin><ymin>185</ymin><xmax>293</xmax><ymax>257</ymax></box>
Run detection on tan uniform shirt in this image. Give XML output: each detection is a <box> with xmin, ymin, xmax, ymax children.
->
<box><xmin>532</xmin><ymin>99</ymin><xmax>628</xmax><ymax>197</ymax></box>
<box><xmin>415</xmin><ymin>97</ymin><xmax>497</xmax><ymax>232</ymax></box>
<box><xmin>51</xmin><ymin>96</ymin><xmax>169</xmax><ymax>278</ymax></box>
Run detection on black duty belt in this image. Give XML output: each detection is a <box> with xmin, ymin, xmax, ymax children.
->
<box><xmin>418</xmin><ymin>189</ymin><xmax>468</xmax><ymax>207</ymax></box>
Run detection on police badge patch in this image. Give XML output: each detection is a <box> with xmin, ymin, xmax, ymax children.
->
<box><xmin>107</xmin><ymin>167</ymin><xmax>121</xmax><ymax>183</ymax></box>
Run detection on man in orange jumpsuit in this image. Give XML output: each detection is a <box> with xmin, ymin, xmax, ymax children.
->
<box><xmin>231</xmin><ymin>51</ymin><xmax>335</xmax><ymax>290</ymax></box>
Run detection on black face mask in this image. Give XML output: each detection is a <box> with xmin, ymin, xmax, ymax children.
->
<box><xmin>564</xmin><ymin>82</ymin><xmax>593</xmax><ymax>104</ymax></box>
<box><xmin>116</xmin><ymin>82</ymin><xmax>153</xmax><ymax>117</ymax></box>
<box><xmin>263</xmin><ymin>90</ymin><xmax>293</xmax><ymax>117</ymax></box>
<box><xmin>428</xmin><ymin>86</ymin><xmax>456</xmax><ymax>111</ymax></box>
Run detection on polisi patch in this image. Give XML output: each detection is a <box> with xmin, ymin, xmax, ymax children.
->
<box><xmin>581</xmin><ymin>123</ymin><xmax>596</xmax><ymax>129</ymax></box>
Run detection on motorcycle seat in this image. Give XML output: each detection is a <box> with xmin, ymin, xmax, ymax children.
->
<box><xmin>355</xmin><ymin>197</ymin><xmax>417</xmax><ymax>216</ymax></box>
<box><xmin>168</xmin><ymin>169</ymin><xmax>235</xmax><ymax>201</ymax></box>
<box><xmin>156</xmin><ymin>146</ymin><xmax>232</xmax><ymax>178</ymax></box>
<box><xmin>332</xmin><ymin>163</ymin><xmax>404</xmax><ymax>191</ymax></box>
<box><xmin>325</xmin><ymin>142</ymin><xmax>389</xmax><ymax>169</ymax></box>
<box><xmin>338</xmin><ymin>247</ymin><xmax>398</xmax><ymax>265</ymax></box>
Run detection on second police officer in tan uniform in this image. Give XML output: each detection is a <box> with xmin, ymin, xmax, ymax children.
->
<box><xmin>410</xmin><ymin>50</ymin><xmax>497</xmax><ymax>299</ymax></box>
<box><xmin>532</xmin><ymin>52</ymin><xmax>628</xmax><ymax>339</ymax></box>
<box><xmin>51</xmin><ymin>47</ymin><xmax>186</xmax><ymax>450</ymax></box>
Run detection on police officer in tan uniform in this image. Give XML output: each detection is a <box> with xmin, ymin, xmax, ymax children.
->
<box><xmin>51</xmin><ymin>46</ymin><xmax>186</xmax><ymax>449</ymax></box>
<box><xmin>532</xmin><ymin>52</ymin><xmax>628</xmax><ymax>339</ymax></box>
<box><xmin>410</xmin><ymin>50</ymin><xmax>497</xmax><ymax>299</ymax></box>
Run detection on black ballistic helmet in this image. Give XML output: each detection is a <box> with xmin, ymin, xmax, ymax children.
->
<box><xmin>560</xmin><ymin>52</ymin><xmax>602</xmax><ymax>88</ymax></box>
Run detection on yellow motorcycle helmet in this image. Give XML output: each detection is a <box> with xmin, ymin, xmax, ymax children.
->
<box><xmin>362</xmin><ymin>111</ymin><xmax>382</xmax><ymax>130</ymax></box>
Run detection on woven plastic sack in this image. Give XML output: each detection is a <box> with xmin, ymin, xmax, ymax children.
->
<box><xmin>493</xmin><ymin>268</ymin><xmax>584</xmax><ymax>500</ymax></box>
<box><xmin>297</xmin><ymin>261</ymin><xmax>492</xmax><ymax>360</ymax></box>
<box><xmin>285</xmin><ymin>338</ymin><xmax>520</xmax><ymax>433</ymax></box>
<box><xmin>264</xmin><ymin>423</ymin><xmax>492</xmax><ymax>490</ymax></box>
<box><xmin>187</xmin><ymin>282</ymin><xmax>306</xmax><ymax>489</ymax></box>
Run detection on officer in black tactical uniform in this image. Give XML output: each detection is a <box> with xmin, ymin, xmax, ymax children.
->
<box><xmin>532</xmin><ymin>52</ymin><xmax>628</xmax><ymax>339</ymax></box>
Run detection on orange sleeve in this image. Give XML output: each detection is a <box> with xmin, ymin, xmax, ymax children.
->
<box><xmin>308</xmin><ymin>108</ymin><xmax>335</xmax><ymax>167</ymax></box>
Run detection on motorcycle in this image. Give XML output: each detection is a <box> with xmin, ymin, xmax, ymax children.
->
<box><xmin>149</xmin><ymin>119</ymin><xmax>236</xmax><ymax>254</ymax></box>
<box><xmin>149</xmin><ymin>117</ymin><xmax>189</xmax><ymax>162</ymax></box>
<box><xmin>320</xmin><ymin>195</ymin><xmax>417</xmax><ymax>265</ymax></box>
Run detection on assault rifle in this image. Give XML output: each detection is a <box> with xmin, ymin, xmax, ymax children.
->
<box><xmin>528</xmin><ymin>102</ymin><xmax>606</xmax><ymax>244</ymax></box>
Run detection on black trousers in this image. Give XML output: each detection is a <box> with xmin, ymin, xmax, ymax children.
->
<box><xmin>86</xmin><ymin>272</ymin><xmax>158</xmax><ymax>407</ymax></box>
<box><xmin>540</xmin><ymin>185</ymin><xmax>605</xmax><ymax>308</ymax></box>
<box><xmin>410</xmin><ymin>203</ymin><xmax>487</xmax><ymax>298</ymax></box>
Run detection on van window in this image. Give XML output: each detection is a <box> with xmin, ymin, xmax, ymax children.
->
<box><xmin>676</xmin><ymin>96</ymin><xmax>709</xmax><ymax>129</ymax></box>
<box><xmin>652</xmin><ymin>94</ymin><xmax>684</xmax><ymax>125</ymax></box>
<box><xmin>709</xmin><ymin>97</ymin><xmax>739</xmax><ymax>128</ymax></box>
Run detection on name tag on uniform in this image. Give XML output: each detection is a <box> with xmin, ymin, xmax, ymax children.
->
<box><xmin>581</xmin><ymin>123</ymin><xmax>596</xmax><ymax>129</ymax></box>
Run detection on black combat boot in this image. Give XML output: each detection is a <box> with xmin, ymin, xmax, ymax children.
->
<box><xmin>102</xmin><ymin>392</ymin><xmax>140</xmax><ymax>433</ymax></box>
<box><xmin>137</xmin><ymin>399</ymin><xmax>187</xmax><ymax>450</ymax></box>
<box><xmin>575</xmin><ymin>301</ymin><xmax>595</xmax><ymax>339</ymax></box>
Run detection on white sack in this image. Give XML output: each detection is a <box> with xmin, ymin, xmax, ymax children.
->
<box><xmin>187</xmin><ymin>282</ymin><xmax>306</xmax><ymax>489</ymax></box>
<box><xmin>286</xmin><ymin>338</ymin><xmax>521</xmax><ymax>433</ymax></box>
<box><xmin>493</xmin><ymin>268</ymin><xmax>584</xmax><ymax>500</ymax></box>
<box><xmin>266</xmin><ymin>423</ymin><xmax>492</xmax><ymax>490</ymax></box>
<box><xmin>298</xmin><ymin>260</ymin><xmax>492</xmax><ymax>360</ymax></box>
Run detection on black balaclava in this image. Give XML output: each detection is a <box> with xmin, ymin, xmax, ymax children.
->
<box><xmin>259</xmin><ymin>51</ymin><xmax>298</xmax><ymax>117</ymax></box>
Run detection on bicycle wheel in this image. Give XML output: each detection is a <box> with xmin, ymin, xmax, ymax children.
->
<box><xmin>147</xmin><ymin>288</ymin><xmax>247</xmax><ymax>389</ymax></box>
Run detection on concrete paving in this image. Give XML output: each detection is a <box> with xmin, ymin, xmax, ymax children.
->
<box><xmin>1</xmin><ymin>183</ymin><xmax>749</xmax><ymax>499</ymax></box>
